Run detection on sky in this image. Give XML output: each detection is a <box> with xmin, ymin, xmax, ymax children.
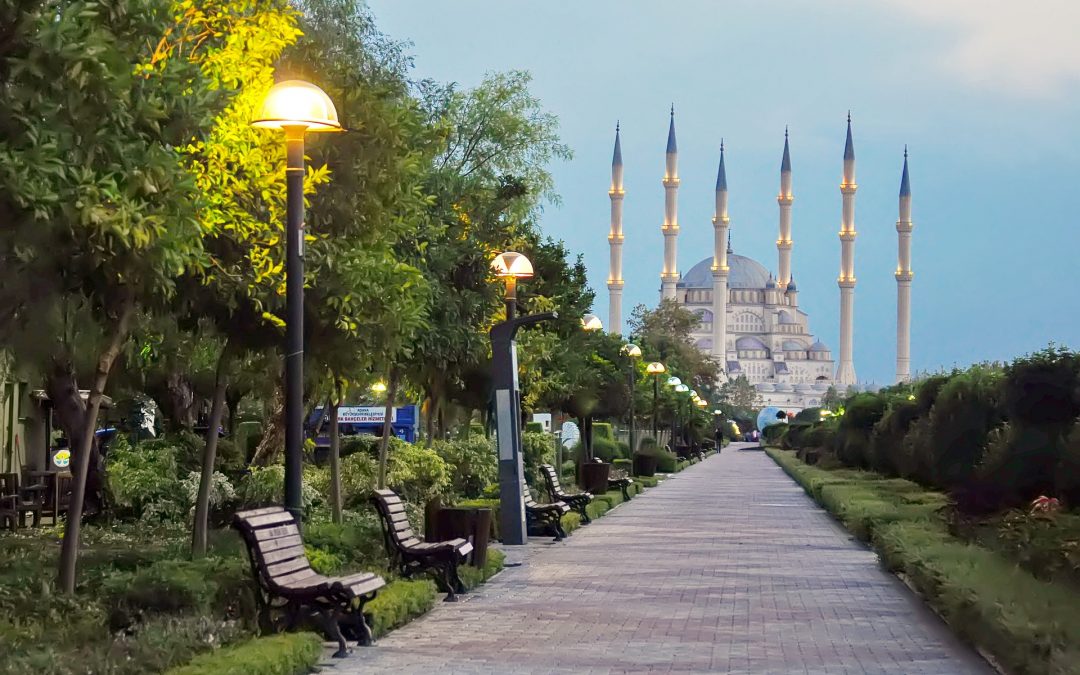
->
<box><xmin>367</xmin><ymin>0</ymin><xmax>1080</xmax><ymax>385</ymax></box>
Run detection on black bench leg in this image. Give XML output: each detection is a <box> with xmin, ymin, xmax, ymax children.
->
<box><xmin>620</xmin><ymin>484</ymin><xmax>631</xmax><ymax>501</ymax></box>
<box><xmin>554</xmin><ymin>518</ymin><xmax>567</xmax><ymax>541</ymax></box>
<box><xmin>320</xmin><ymin>610</ymin><xmax>350</xmax><ymax>658</ymax></box>
<box><xmin>439</xmin><ymin>563</ymin><xmax>459</xmax><ymax>602</ymax></box>
<box><xmin>448</xmin><ymin>559</ymin><xmax>467</xmax><ymax>596</ymax></box>
<box><xmin>578</xmin><ymin>504</ymin><xmax>591</xmax><ymax>524</ymax></box>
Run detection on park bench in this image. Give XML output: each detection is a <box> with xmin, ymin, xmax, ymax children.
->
<box><xmin>524</xmin><ymin>482</ymin><xmax>569</xmax><ymax>541</ymax></box>
<box><xmin>0</xmin><ymin>473</ymin><xmax>43</xmax><ymax>530</ymax></box>
<box><xmin>370</xmin><ymin>489</ymin><xmax>472</xmax><ymax>601</ymax></box>
<box><xmin>586</xmin><ymin>458</ymin><xmax>634</xmax><ymax>501</ymax></box>
<box><xmin>232</xmin><ymin>506</ymin><xmax>385</xmax><ymax>658</ymax></box>
<box><xmin>539</xmin><ymin>464</ymin><xmax>593</xmax><ymax>523</ymax></box>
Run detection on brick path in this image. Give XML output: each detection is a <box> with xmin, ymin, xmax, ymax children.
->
<box><xmin>328</xmin><ymin>444</ymin><xmax>990</xmax><ymax>674</ymax></box>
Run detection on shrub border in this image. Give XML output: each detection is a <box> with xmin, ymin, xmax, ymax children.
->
<box><xmin>165</xmin><ymin>632</ymin><xmax>323</xmax><ymax>675</ymax></box>
<box><xmin>767</xmin><ymin>447</ymin><xmax>1080</xmax><ymax>675</ymax></box>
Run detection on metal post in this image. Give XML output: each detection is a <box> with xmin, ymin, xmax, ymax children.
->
<box><xmin>652</xmin><ymin>375</ymin><xmax>659</xmax><ymax>439</ymax></box>
<box><xmin>284</xmin><ymin>126</ymin><xmax>306</xmax><ymax>523</ymax></box>
<box><xmin>628</xmin><ymin>365</ymin><xmax>636</xmax><ymax>454</ymax></box>
<box><xmin>504</xmin><ymin>277</ymin><xmax>517</xmax><ymax>321</ymax></box>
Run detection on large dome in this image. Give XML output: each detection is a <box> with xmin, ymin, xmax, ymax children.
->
<box><xmin>678</xmin><ymin>254</ymin><xmax>772</xmax><ymax>290</ymax></box>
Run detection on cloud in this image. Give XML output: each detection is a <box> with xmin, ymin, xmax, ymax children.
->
<box><xmin>883</xmin><ymin>0</ymin><xmax>1080</xmax><ymax>97</ymax></box>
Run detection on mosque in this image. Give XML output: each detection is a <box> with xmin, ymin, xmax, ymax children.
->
<box><xmin>604</xmin><ymin>111</ymin><xmax>914</xmax><ymax>411</ymax></box>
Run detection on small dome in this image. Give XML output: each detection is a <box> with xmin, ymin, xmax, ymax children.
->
<box><xmin>782</xmin><ymin>340</ymin><xmax>804</xmax><ymax>351</ymax></box>
<box><xmin>786</xmin><ymin>279</ymin><xmax>797</xmax><ymax>292</ymax></box>
<box><xmin>809</xmin><ymin>341</ymin><xmax>830</xmax><ymax>352</ymax></box>
<box><xmin>766</xmin><ymin>275</ymin><xmax>777</xmax><ymax>289</ymax></box>
<box><xmin>778</xmin><ymin>310</ymin><xmax>796</xmax><ymax>325</ymax></box>
<box><xmin>736</xmin><ymin>336</ymin><xmax>768</xmax><ymax>351</ymax></box>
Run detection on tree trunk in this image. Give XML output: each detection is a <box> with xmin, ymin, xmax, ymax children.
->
<box><xmin>191</xmin><ymin>340</ymin><xmax>230</xmax><ymax>558</ymax></box>
<box><xmin>225</xmin><ymin>388</ymin><xmax>244</xmax><ymax>440</ymax></box>
<box><xmin>328</xmin><ymin>395</ymin><xmax>342</xmax><ymax>524</ymax></box>
<box><xmin>58</xmin><ymin>298</ymin><xmax>134</xmax><ymax>594</ymax></box>
<box><xmin>377</xmin><ymin>368</ymin><xmax>400</xmax><ymax>489</ymax></box>
<box><xmin>45</xmin><ymin>360</ymin><xmax>104</xmax><ymax>514</ymax></box>
<box><xmin>251</xmin><ymin>383</ymin><xmax>284</xmax><ymax>466</ymax></box>
<box><xmin>165</xmin><ymin>371</ymin><xmax>196</xmax><ymax>432</ymax></box>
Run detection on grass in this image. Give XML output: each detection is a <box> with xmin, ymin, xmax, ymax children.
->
<box><xmin>768</xmin><ymin>448</ymin><xmax>1080</xmax><ymax>675</ymax></box>
<box><xmin>165</xmin><ymin>633</ymin><xmax>323</xmax><ymax>675</ymax></box>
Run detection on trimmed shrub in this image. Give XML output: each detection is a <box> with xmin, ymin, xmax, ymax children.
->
<box><xmin>433</xmin><ymin>436</ymin><xmax>497</xmax><ymax>499</ymax></box>
<box><xmin>521</xmin><ymin>431</ymin><xmax>554</xmax><ymax>487</ymax></box>
<box><xmin>925</xmin><ymin>366</ymin><xmax>1002</xmax><ymax>491</ymax></box>
<box><xmin>165</xmin><ymin>632</ymin><xmax>323</xmax><ymax>675</ymax></box>
<box><xmin>385</xmin><ymin>443</ymin><xmax>450</xmax><ymax>506</ymax></box>
<box><xmin>366</xmin><ymin>578</ymin><xmax>438</xmax><ymax>637</ymax></box>
<box><xmin>592</xmin><ymin>422</ymin><xmax>615</xmax><ymax>442</ymax></box>
<box><xmin>458</xmin><ymin>548</ymin><xmax>505</xmax><ymax>590</ymax></box>
<box><xmin>524</xmin><ymin>422</ymin><xmax>544</xmax><ymax>433</ymax></box>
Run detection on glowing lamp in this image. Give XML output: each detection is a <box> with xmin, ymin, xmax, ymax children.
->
<box><xmin>252</xmin><ymin>80</ymin><xmax>342</xmax><ymax>132</ymax></box>
<box><xmin>371</xmin><ymin>382</ymin><xmax>387</xmax><ymax>393</ymax></box>
<box><xmin>646</xmin><ymin>362</ymin><xmax>666</xmax><ymax>375</ymax></box>
<box><xmin>696</xmin><ymin>398</ymin><xmax>708</xmax><ymax>408</ymax></box>
<box><xmin>582</xmin><ymin>314</ymin><xmax>603</xmax><ymax>332</ymax></box>
<box><xmin>491</xmin><ymin>251</ymin><xmax>534</xmax><ymax>279</ymax></box>
<box><xmin>622</xmin><ymin>343</ymin><xmax>642</xmax><ymax>358</ymax></box>
<box><xmin>675</xmin><ymin>384</ymin><xmax>689</xmax><ymax>393</ymax></box>
<box><xmin>666</xmin><ymin>376</ymin><xmax>682</xmax><ymax>387</ymax></box>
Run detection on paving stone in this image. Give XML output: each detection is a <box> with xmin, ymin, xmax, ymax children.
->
<box><xmin>324</xmin><ymin>444</ymin><xmax>991</xmax><ymax>674</ymax></box>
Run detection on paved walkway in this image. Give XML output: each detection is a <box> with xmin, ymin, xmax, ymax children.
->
<box><xmin>328</xmin><ymin>444</ymin><xmax>990</xmax><ymax>674</ymax></box>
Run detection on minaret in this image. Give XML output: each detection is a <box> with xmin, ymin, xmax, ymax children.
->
<box><xmin>777</xmin><ymin>127</ymin><xmax>794</xmax><ymax>290</ymax></box>
<box><xmin>607</xmin><ymin>123</ymin><xmax>625</xmax><ymax>334</ymax></box>
<box><xmin>660</xmin><ymin>106</ymin><xmax>680</xmax><ymax>300</ymax></box>
<box><xmin>711</xmin><ymin>141</ymin><xmax>730</xmax><ymax>372</ymax></box>
<box><xmin>836</xmin><ymin>113</ymin><xmax>858</xmax><ymax>386</ymax></box>
<box><xmin>895</xmin><ymin>147</ymin><xmax>914</xmax><ymax>383</ymax></box>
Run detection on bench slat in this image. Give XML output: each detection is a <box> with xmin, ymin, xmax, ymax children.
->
<box><xmin>257</xmin><ymin>534</ymin><xmax>304</xmax><ymax>554</ymax></box>
<box><xmin>266</xmin><ymin>556</ymin><xmax>312</xmax><ymax>579</ymax></box>
<box><xmin>252</xmin><ymin>523</ymin><xmax>300</xmax><ymax>542</ymax></box>
<box><xmin>384</xmin><ymin>502</ymin><xmax>406</xmax><ymax>515</ymax></box>
<box><xmin>387</xmin><ymin>511</ymin><xmax>409</xmax><ymax>524</ymax></box>
<box><xmin>274</xmin><ymin>568</ymin><xmax>320</xmax><ymax>588</ymax></box>
<box><xmin>243</xmin><ymin>511</ymin><xmax>296</xmax><ymax>529</ymax></box>
<box><xmin>260</xmin><ymin>544</ymin><xmax>307</xmax><ymax>566</ymax></box>
<box><xmin>236</xmin><ymin>506</ymin><xmax>286</xmax><ymax>519</ymax></box>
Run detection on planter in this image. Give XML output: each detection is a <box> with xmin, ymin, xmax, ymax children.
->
<box><xmin>429</xmin><ymin>506</ymin><xmax>492</xmax><ymax>568</ymax></box>
<box><xmin>632</xmin><ymin>453</ymin><xmax>658</xmax><ymax>477</ymax></box>
<box><xmin>579</xmin><ymin>461</ymin><xmax>611</xmax><ymax>495</ymax></box>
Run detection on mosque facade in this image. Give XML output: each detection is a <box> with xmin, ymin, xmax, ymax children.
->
<box><xmin>605</xmin><ymin>111</ymin><xmax>914</xmax><ymax>411</ymax></box>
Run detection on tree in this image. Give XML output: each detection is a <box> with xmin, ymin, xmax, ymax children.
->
<box><xmin>628</xmin><ymin>300</ymin><xmax>720</xmax><ymax>396</ymax></box>
<box><xmin>717</xmin><ymin>375</ymin><xmax>763</xmax><ymax>413</ymax></box>
<box><xmin>0</xmin><ymin>0</ymin><xmax>220</xmax><ymax>591</ymax></box>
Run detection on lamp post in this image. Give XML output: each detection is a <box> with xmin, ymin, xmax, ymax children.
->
<box><xmin>621</xmin><ymin>343</ymin><xmax>641</xmax><ymax>454</ymax></box>
<box><xmin>253</xmin><ymin>80</ymin><xmax>341</xmax><ymax>522</ymax></box>
<box><xmin>579</xmin><ymin>314</ymin><xmax>603</xmax><ymax>458</ymax></box>
<box><xmin>492</xmin><ymin>251</ymin><xmax>533</xmax><ymax>321</ymax></box>
<box><xmin>490</xmin><ymin>251</ymin><xmax>554</xmax><ymax>545</ymax></box>
<box><xmin>646</xmin><ymin>362</ymin><xmax>666</xmax><ymax>439</ymax></box>
<box><xmin>673</xmin><ymin>383</ymin><xmax>689</xmax><ymax>448</ymax></box>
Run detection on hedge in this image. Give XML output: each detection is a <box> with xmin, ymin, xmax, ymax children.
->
<box><xmin>768</xmin><ymin>448</ymin><xmax>1080</xmax><ymax>675</ymax></box>
<box><xmin>166</xmin><ymin>633</ymin><xmax>322</xmax><ymax>675</ymax></box>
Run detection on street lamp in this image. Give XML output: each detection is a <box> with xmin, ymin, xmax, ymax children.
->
<box><xmin>645</xmin><ymin>362</ymin><xmax>666</xmax><ymax>439</ymax></box>
<box><xmin>489</xmin><ymin>251</ymin><xmax>554</xmax><ymax>545</ymax></box>
<box><xmin>370</xmin><ymin>381</ymin><xmax>388</xmax><ymax>394</ymax></box>
<box><xmin>673</xmin><ymin>384</ymin><xmax>689</xmax><ymax>447</ymax></box>
<box><xmin>253</xmin><ymin>79</ymin><xmax>341</xmax><ymax>522</ymax></box>
<box><xmin>621</xmin><ymin>343</ymin><xmax>641</xmax><ymax>454</ymax></box>
<box><xmin>582</xmin><ymin>314</ymin><xmax>603</xmax><ymax>332</ymax></box>
<box><xmin>492</xmin><ymin>251</ymin><xmax>534</xmax><ymax>321</ymax></box>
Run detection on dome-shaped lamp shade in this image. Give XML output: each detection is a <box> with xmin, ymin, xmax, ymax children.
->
<box><xmin>491</xmin><ymin>251</ymin><xmax>534</xmax><ymax>279</ymax></box>
<box><xmin>646</xmin><ymin>362</ymin><xmax>666</xmax><ymax>375</ymax></box>
<box><xmin>675</xmin><ymin>384</ymin><xmax>690</xmax><ymax>393</ymax></box>
<box><xmin>696</xmin><ymin>398</ymin><xmax>708</xmax><ymax>407</ymax></box>
<box><xmin>252</xmin><ymin>80</ymin><xmax>342</xmax><ymax>132</ymax></box>
<box><xmin>622</xmin><ymin>343</ymin><xmax>642</xmax><ymax>358</ymax></box>
<box><xmin>666</xmin><ymin>376</ymin><xmax>682</xmax><ymax>387</ymax></box>
<box><xmin>582</xmin><ymin>314</ymin><xmax>603</xmax><ymax>331</ymax></box>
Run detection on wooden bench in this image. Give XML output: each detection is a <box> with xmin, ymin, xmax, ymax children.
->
<box><xmin>524</xmin><ymin>483</ymin><xmax>569</xmax><ymax>541</ymax></box>
<box><xmin>539</xmin><ymin>464</ymin><xmax>593</xmax><ymax>523</ymax></box>
<box><xmin>0</xmin><ymin>473</ymin><xmax>43</xmax><ymax>530</ymax></box>
<box><xmin>232</xmin><ymin>507</ymin><xmax>385</xmax><ymax>657</ymax></box>
<box><xmin>370</xmin><ymin>489</ymin><xmax>473</xmax><ymax>601</ymax></box>
<box><xmin>585</xmin><ymin>459</ymin><xmax>634</xmax><ymax>501</ymax></box>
